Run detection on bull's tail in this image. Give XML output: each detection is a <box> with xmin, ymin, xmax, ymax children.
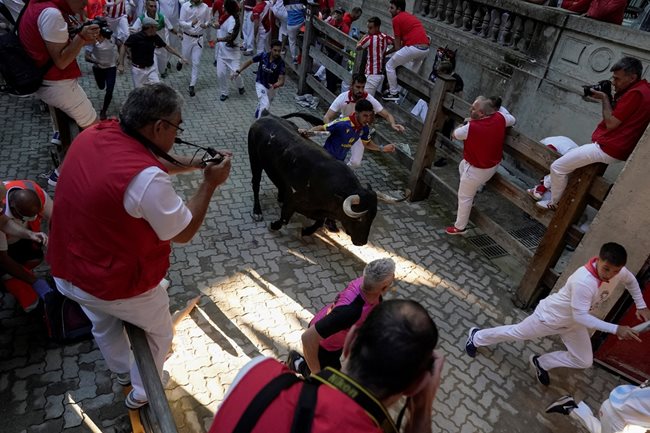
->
<box><xmin>281</xmin><ymin>112</ymin><xmax>324</xmax><ymax>126</ymax></box>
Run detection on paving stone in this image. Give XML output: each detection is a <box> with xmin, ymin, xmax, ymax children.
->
<box><xmin>0</xmin><ymin>47</ymin><xmax>629</xmax><ymax>433</ymax></box>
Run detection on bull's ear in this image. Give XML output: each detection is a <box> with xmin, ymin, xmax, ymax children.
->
<box><xmin>366</xmin><ymin>183</ymin><xmax>373</xmax><ymax>191</ymax></box>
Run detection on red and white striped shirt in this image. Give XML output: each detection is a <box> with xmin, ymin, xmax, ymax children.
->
<box><xmin>104</xmin><ymin>0</ymin><xmax>126</xmax><ymax>18</ymax></box>
<box><xmin>358</xmin><ymin>32</ymin><xmax>394</xmax><ymax>75</ymax></box>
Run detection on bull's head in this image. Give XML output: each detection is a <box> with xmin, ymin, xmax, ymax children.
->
<box><xmin>339</xmin><ymin>187</ymin><xmax>378</xmax><ymax>246</ymax></box>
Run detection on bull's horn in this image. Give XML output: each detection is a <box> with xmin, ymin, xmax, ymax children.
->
<box><xmin>343</xmin><ymin>195</ymin><xmax>367</xmax><ymax>218</ymax></box>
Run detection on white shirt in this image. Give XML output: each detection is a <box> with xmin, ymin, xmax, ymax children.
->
<box><xmin>216</xmin><ymin>15</ymin><xmax>239</xmax><ymax>59</ymax></box>
<box><xmin>179</xmin><ymin>1</ymin><xmax>210</xmax><ymax>36</ymax></box>
<box><xmin>37</xmin><ymin>7</ymin><xmax>68</xmax><ymax>43</ymax></box>
<box><xmin>158</xmin><ymin>0</ymin><xmax>180</xmax><ymax>27</ymax></box>
<box><xmin>540</xmin><ymin>136</ymin><xmax>578</xmax><ymax>156</ymax></box>
<box><xmin>535</xmin><ymin>264</ymin><xmax>647</xmax><ymax>334</ymax></box>
<box><xmin>85</xmin><ymin>38</ymin><xmax>118</xmax><ymax>68</ymax></box>
<box><xmin>453</xmin><ymin>106</ymin><xmax>516</xmax><ymax>141</ymax></box>
<box><xmin>328</xmin><ymin>91</ymin><xmax>384</xmax><ymax>118</ymax></box>
<box><xmin>123</xmin><ymin>167</ymin><xmax>192</xmax><ymax>241</ymax></box>
<box><xmin>607</xmin><ymin>385</ymin><xmax>650</xmax><ymax>429</ymax></box>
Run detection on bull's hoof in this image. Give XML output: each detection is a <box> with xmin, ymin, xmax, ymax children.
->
<box><xmin>252</xmin><ymin>213</ymin><xmax>264</xmax><ymax>222</ymax></box>
<box><xmin>269</xmin><ymin>221</ymin><xmax>283</xmax><ymax>231</ymax></box>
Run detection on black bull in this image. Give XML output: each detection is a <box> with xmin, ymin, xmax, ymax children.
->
<box><xmin>248</xmin><ymin>112</ymin><xmax>378</xmax><ymax>246</ymax></box>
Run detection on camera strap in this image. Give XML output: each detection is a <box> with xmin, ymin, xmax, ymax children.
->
<box><xmin>121</xmin><ymin>125</ymin><xmax>185</xmax><ymax>167</ymax></box>
<box><xmin>232</xmin><ymin>367</ymin><xmax>399</xmax><ymax>433</ymax></box>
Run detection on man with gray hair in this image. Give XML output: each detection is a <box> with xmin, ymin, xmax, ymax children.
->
<box><xmin>287</xmin><ymin>257</ymin><xmax>396</xmax><ymax>376</ymax></box>
<box><xmin>46</xmin><ymin>83</ymin><xmax>232</xmax><ymax>409</ymax></box>
<box><xmin>446</xmin><ymin>95</ymin><xmax>515</xmax><ymax>235</ymax></box>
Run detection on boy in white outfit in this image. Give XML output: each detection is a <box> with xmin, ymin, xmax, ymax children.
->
<box><xmin>179</xmin><ymin>0</ymin><xmax>211</xmax><ymax>96</ymax></box>
<box><xmin>215</xmin><ymin>0</ymin><xmax>244</xmax><ymax>101</ymax></box>
<box><xmin>465</xmin><ymin>242</ymin><xmax>650</xmax><ymax>386</ymax></box>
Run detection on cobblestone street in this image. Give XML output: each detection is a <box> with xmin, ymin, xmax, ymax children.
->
<box><xmin>0</xmin><ymin>48</ymin><xmax>628</xmax><ymax>433</ymax></box>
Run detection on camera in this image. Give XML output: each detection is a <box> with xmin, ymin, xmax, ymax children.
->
<box><xmin>70</xmin><ymin>17</ymin><xmax>113</xmax><ymax>40</ymax></box>
<box><xmin>582</xmin><ymin>80</ymin><xmax>612</xmax><ymax>99</ymax></box>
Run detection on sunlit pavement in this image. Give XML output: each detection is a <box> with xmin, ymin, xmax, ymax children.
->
<box><xmin>0</xmin><ymin>49</ymin><xmax>625</xmax><ymax>433</ymax></box>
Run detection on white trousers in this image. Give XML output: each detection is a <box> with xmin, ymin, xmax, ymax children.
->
<box><xmin>242</xmin><ymin>10</ymin><xmax>254</xmax><ymax>51</ymax></box>
<box><xmin>386</xmin><ymin>45</ymin><xmax>429</xmax><ymax>93</ymax></box>
<box><xmin>411</xmin><ymin>99</ymin><xmax>428</xmax><ymax>122</ymax></box>
<box><xmin>155</xmin><ymin>47</ymin><xmax>168</xmax><ymax>75</ymax></box>
<box><xmin>272</xmin><ymin>2</ymin><xmax>288</xmax><ymax>38</ymax></box>
<box><xmin>473</xmin><ymin>310</ymin><xmax>593</xmax><ymax>371</ymax></box>
<box><xmin>287</xmin><ymin>22</ymin><xmax>302</xmax><ymax>61</ymax></box>
<box><xmin>256</xmin><ymin>28</ymin><xmax>269</xmax><ymax>54</ymax></box>
<box><xmin>131</xmin><ymin>64</ymin><xmax>160</xmax><ymax>88</ymax></box>
<box><xmin>255</xmin><ymin>82</ymin><xmax>276</xmax><ymax>117</ymax></box>
<box><xmin>216</xmin><ymin>56</ymin><xmax>243</xmax><ymax>96</ymax></box>
<box><xmin>55</xmin><ymin>278</ymin><xmax>173</xmax><ymax>402</ymax></box>
<box><xmin>364</xmin><ymin>74</ymin><xmax>384</xmax><ymax>97</ymax></box>
<box><xmin>37</xmin><ymin>79</ymin><xmax>97</xmax><ymax>128</ymax></box>
<box><xmin>181</xmin><ymin>36</ymin><xmax>204</xmax><ymax>86</ymax></box>
<box><xmin>454</xmin><ymin>159</ymin><xmax>498</xmax><ymax>230</ymax></box>
<box><xmin>549</xmin><ymin>142</ymin><xmax>620</xmax><ymax>204</ymax></box>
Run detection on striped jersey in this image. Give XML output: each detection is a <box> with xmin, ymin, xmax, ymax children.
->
<box><xmin>104</xmin><ymin>0</ymin><xmax>126</xmax><ymax>18</ymax></box>
<box><xmin>358</xmin><ymin>32</ymin><xmax>394</xmax><ymax>75</ymax></box>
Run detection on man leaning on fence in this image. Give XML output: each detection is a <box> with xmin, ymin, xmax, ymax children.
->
<box><xmin>531</xmin><ymin>57</ymin><xmax>650</xmax><ymax>211</ymax></box>
<box><xmin>46</xmin><ymin>84</ymin><xmax>232</xmax><ymax>410</ymax></box>
<box><xmin>446</xmin><ymin>96</ymin><xmax>515</xmax><ymax>236</ymax></box>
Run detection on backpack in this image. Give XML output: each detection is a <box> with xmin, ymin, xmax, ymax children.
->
<box><xmin>0</xmin><ymin>0</ymin><xmax>52</xmax><ymax>96</ymax></box>
<box><xmin>40</xmin><ymin>278</ymin><xmax>93</xmax><ymax>344</ymax></box>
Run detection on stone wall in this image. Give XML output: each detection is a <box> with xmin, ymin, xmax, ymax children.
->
<box><xmin>335</xmin><ymin>0</ymin><xmax>650</xmax><ymax>144</ymax></box>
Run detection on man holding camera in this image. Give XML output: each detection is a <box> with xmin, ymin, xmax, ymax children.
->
<box><xmin>19</xmin><ymin>0</ymin><xmax>101</xmax><ymax>186</ymax></box>
<box><xmin>46</xmin><ymin>84</ymin><xmax>232</xmax><ymax>409</ymax></box>
<box><xmin>208</xmin><ymin>300</ymin><xmax>445</xmax><ymax>433</ymax></box>
<box><xmin>534</xmin><ymin>57</ymin><xmax>650</xmax><ymax>210</ymax></box>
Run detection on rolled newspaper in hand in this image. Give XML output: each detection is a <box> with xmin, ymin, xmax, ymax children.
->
<box><xmin>632</xmin><ymin>320</ymin><xmax>650</xmax><ymax>333</ymax></box>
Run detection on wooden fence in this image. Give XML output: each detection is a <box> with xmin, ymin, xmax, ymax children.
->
<box><xmin>292</xmin><ymin>6</ymin><xmax>614</xmax><ymax>308</ymax></box>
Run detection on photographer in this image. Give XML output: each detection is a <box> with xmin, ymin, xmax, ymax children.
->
<box><xmin>208</xmin><ymin>300</ymin><xmax>445</xmax><ymax>433</ymax></box>
<box><xmin>46</xmin><ymin>83</ymin><xmax>232</xmax><ymax>409</ymax></box>
<box><xmin>533</xmin><ymin>57</ymin><xmax>650</xmax><ymax>210</ymax></box>
<box><xmin>19</xmin><ymin>0</ymin><xmax>101</xmax><ymax>186</ymax></box>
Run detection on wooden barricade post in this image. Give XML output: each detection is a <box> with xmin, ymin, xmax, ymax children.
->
<box><xmin>125</xmin><ymin>323</ymin><xmax>179</xmax><ymax>433</ymax></box>
<box><xmin>297</xmin><ymin>2</ymin><xmax>320</xmax><ymax>95</ymax></box>
<box><xmin>407</xmin><ymin>73</ymin><xmax>456</xmax><ymax>201</ymax></box>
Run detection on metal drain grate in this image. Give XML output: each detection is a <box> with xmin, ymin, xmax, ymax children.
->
<box><xmin>508</xmin><ymin>224</ymin><xmax>546</xmax><ymax>250</ymax></box>
<box><xmin>467</xmin><ymin>234</ymin><xmax>509</xmax><ymax>259</ymax></box>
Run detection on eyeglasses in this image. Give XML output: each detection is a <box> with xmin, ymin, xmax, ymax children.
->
<box><xmin>160</xmin><ymin>118</ymin><xmax>184</xmax><ymax>135</ymax></box>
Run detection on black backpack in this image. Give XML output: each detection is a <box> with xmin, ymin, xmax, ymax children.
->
<box><xmin>40</xmin><ymin>278</ymin><xmax>93</xmax><ymax>344</ymax></box>
<box><xmin>0</xmin><ymin>0</ymin><xmax>52</xmax><ymax>96</ymax></box>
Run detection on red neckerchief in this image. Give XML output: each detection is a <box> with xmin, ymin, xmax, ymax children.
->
<box><xmin>346</xmin><ymin>90</ymin><xmax>368</xmax><ymax>104</ymax></box>
<box><xmin>584</xmin><ymin>257</ymin><xmax>605</xmax><ymax>287</ymax></box>
<box><xmin>349</xmin><ymin>112</ymin><xmax>364</xmax><ymax>131</ymax></box>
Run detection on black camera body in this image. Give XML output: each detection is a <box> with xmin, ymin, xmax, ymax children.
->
<box><xmin>582</xmin><ymin>80</ymin><xmax>612</xmax><ymax>98</ymax></box>
<box><xmin>71</xmin><ymin>17</ymin><xmax>113</xmax><ymax>40</ymax></box>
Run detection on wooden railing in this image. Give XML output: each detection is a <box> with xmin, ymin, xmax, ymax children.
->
<box><xmin>293</xmin><ymin>3</ymin><xmax>614</xmax><ymax>308</ymax></box>
<box><xmin>125</xmin><ymin>323</ymin><xmax>179</xmax><ymax>433</ymax></box>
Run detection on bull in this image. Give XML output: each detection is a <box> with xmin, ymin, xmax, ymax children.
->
<box><xmin>248</xmin><ymin>112</ymin><xmax>378</xmax><ymax>246</ymax></box>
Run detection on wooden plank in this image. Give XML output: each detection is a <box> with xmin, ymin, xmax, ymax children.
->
<box><xmin>125</xmin><ymin>324</ymin><xmax>179</xmax><ymax>433</ymax></box>
<box><xmin>314</xmin><ymin>37</ymin><xmax>355</xmax><ymax>61</ymax></box>
<box><xmin>541</xmin><ymin>268</ymin><xmax>560</xmax><ymax>293</ymax></box>
<box><xmin>309</xmin><ymin>49</ymin><xmax>352</xmax><ymax>86</ymax></box>
<box><xmin>306</xmin><ymin>74</ymin><xmax>336</xmax><ymax>105</ymax></box>
<box><xmin>588</xmin><ymin>176</ymin><xmax>611</xmax><ymax>205</ymax></box>
<box><xmin>394</xmin><ymin>66</ymin><xmax>437</xmax><ymax>101</ymax></box>
<box><xmin>312</xmin><ymin>18</ymin><xmax>358</xmax><ymax>52</ymax></box>
<box><xmin>422</xmin><ymin>168</ymin><xmax>533</xmax><ymax>262</ymax></box>
<box><xmin>514</xmin><ymin>163</ymin><xmax>607</xmax><ymax>308</ymax></box>
<box><xmin>407</xmin><ymin>76</ymin><xmax>456</xmax><ymax>201</ymax></box>
<box><xmin>486</xmin><ymin>173</ymin><xmax>553</xmax><ymax>227</ymax></box>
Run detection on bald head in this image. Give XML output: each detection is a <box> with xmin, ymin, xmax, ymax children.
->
<box><xmin>8</xmin><ymin>189</ymin><xmax>41</xmax><ymax>220</ymax></box>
